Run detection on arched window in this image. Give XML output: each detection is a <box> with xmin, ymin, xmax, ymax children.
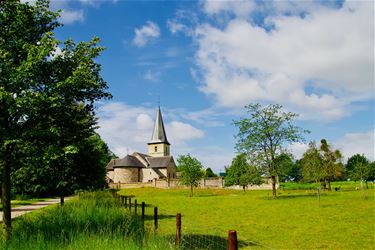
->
<box><xmin>154</xmin><ymin>146</ymin><xmax>157</xmax><ymax>152</ymax></box>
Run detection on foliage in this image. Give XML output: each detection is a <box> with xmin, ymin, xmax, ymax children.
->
<box><xmin>346</xmin><ymin>154</ymin><xmax>373</xmax><ymax>183</ymax></box>
<box><xmin>0</xmin><ymin>0</ymin><xmax>110</xmax><ymax>237</ymax></box>
<box><xmin>302</xmin><ymin>141</ymin><xmax>324</xmax><ymax>183</ymax></box>
<box><xmin>320</xmin><ymin>139</ymin><xmax>344</xmax><ymax>191</ymax></box>
<box><xmin>11</xmin><ymin>134</ymin><xmax>114</xmax><ymax>197</ymax></box>
<box><xmin>205</xmin><ymin>168</ymin><xmax>217</xmax><ymax>177</ymax></box>
<box><xmin>273</xmin><ymin>152</ymin><xmax>295</xmax><ymax>182</ymax></box>
<box><xmin>177</xmin><ymin>154</ymin><xmax>205</xmax><ymax>196</ymax></box>
<box><xmin>225</xmin><ymin>154</ymin><xmax>263</xmax><ymax>190</ymax></box>
<box><xmin>234</xmin><ymin>103</ymin><xmax>308</xmax><ymax>197</ymax></box>
<box><xmin>122</xmin><ymin>187</ymin><xmax>375</xmax><ymax>249</ymax></box>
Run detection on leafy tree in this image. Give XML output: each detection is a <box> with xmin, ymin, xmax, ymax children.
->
<box><xmin>346</xmin><ymin>154</ymin><xmax>372</xmax><ymax>189</ymax></box>
<box><xmin>288</xmin><ymin>159</ymin><xmax>303</xmax><ymax>182</ymax></box>
<box><xmin>273</xmin><ymin>152</ymin><xmax>295</xmax><ymax>182</ymax></box>
<box><xmin>177</xmin><ymin>155</ymin><xmax>205</xmax><ymax>197</ymax></box>
<box><xmin>234</xmin><ymin>103</ymin><xmax>308</xmax><ymax>198</ymax></box>
<box><xmin>320</xmin><ymin>139</ymin><xmax>343</xmax><ymax>191</ymax></box>
<box><xmin>11</xmin><ymin>134</ymin><xmax>113</xmax><ymax>196</ymax></box>
<box><xmin>302</xmin><ymin>141</ymin><xmax>324</xmax><ymax>184</ymax></box>
<box><xmin>225</xmin><ymin>154</ymin><xmax>263</xmax><ymax>190</ymax></box>
<box><xmin>0</xmin><ymin>0</ymin><xmax>110</xmax><ymax>238</ymax></box>
<box><xmin>205</xmin><ymin>167</ymin><xmax>217</xmax><ymax>177</ymax></box>
<box><xmin>0</xmin><ymin>0</ymin><xmax>59</xmax><ymax>239</ymax></box>
<box><xmin>225</xmin><ymin>154</ymin><xmax>249</xmax><ymax>188</ymax></box>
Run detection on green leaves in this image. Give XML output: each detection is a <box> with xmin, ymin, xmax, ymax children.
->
<box><xmin>225</xmin><ymin>153</ymin><xmax>263</xmax><ymax>188</ymax></box>
<box><xmin>177</xmin><ymin>154</ymin><xmax>205</xmax><ymax>196</ymax></box>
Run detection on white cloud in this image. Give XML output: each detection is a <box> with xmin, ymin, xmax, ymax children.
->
<box><xmin>59</xmin><ymin>9</ymin><xmax>84</xmax><ymax>24</ymax></box>
<box><xmin>97</xmin><ymin>102</ymin><xmax>204</xmax><ymax>158</ymax></box>
<box><xmin>133</xmin><ymin>21</ymin><xmax>160</xmax><ymax>47</ymax></box>
<box><xmin>288</xmin><ymin>142</ymin><xmax>309</xmax><ymax>160</ymax></box>
<box><xmin>166</xmin><ymin>121</ymin><xmax>204</xmax><ymax>146</ymax></box>
<box><xmin>143</xmin><ymin>70</ymin><xmax>161</xmax><ymax>82</ymax></box>
<box><xmin>192</xmin><ymin>1</ymin><xmax>374</xmax><ymax>121</ymax></box>
<box><xmin>334</xmin><ymin>130</ymin><xmax>375</xmax><ymax>161</ymax></box>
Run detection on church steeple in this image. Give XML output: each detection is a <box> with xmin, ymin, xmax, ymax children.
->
<box><xmin>148</xmin><ymin>106</ymin><xmax>170</xmax><ymax>156</ymax></box>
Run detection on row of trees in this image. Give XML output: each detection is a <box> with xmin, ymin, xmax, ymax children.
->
<box><xmin>225</xmin><ymin>103</ymin><xmax>373</xmax><ymax>197</ymax></box>
<box><xmin>1</xmin><ymin>0</ymin><xmax>112</xmax><ymax>239</ymax></box>
<box><xmin>225</xmin><ymin>139</ymin><xmax>374</xmax><ymax>192</ymax></box>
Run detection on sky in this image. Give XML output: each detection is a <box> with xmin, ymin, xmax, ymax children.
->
<box><xmin>28</xmin><ymin>0</ymin><xmax>374</xmax><ymax>172</ymax></box>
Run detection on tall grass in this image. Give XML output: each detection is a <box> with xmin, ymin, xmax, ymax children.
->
<box><xmin>1</xmin><ymin>191</ymin><xmax>173</xmax><ymax>250</ymax></box>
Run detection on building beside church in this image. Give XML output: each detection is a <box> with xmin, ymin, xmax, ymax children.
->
<box><xmin>106</xmin><ymin>107</ymin><xmax>177</xmax><ymax>183</ymax></box>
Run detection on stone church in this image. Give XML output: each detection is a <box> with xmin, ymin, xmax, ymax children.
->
<box><xmin>106</xmin><ymin>107</ymin><xmax>177</xmax><ymax>183</ymax></box>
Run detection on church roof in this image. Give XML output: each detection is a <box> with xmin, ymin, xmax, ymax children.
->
<box><xmin>106</xmin><ymin>159</ymin><xmax>115</xmax><ymax>170</ymax></box>
<box><xmin>113</xmin><ymin>155</ymin><xmax>144</xmax><ymax>168</ymax></box>
<box><xmin>148</xmin><ymin>106</ymin><xmax>170</xmax><ymax>145</ymax></box>
<box><xmin>146</xmin><ymin>156</ymin><xmax>175</xmax><ymax>168</ymax></box>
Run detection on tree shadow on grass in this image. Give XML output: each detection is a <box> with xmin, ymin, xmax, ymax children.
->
<box><xmin>142</xmin><ymin>214</ymin><xmax>175</xmax><ymax>221</ymax></box>
<box><xmin>160</xmin><ymin>233</ymin><xmax>259</xmax><ymax>250</ymax></box>
<box><xmin>260</xmin><ymin>192</ymin><xmax>327</xmax><ymax>200</ymax></box>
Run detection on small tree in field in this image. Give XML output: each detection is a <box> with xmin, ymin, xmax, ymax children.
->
<box><xmin>346</xmin><ymin>154</ymin><xmax>372</xmax><ymax>189</ymax></box>
<box><xmin>302</xmin><ymin>141</ymin><xmax>324</xmax><ymax>184</ymax></box>
<box><xmin>320</xmin><ymin>139</ymin><xmax>343</xmax><ymax>191</ymax></box>
<box><xmin>234</xmin><ymin>103</ymin><xmax>308</xmax><ymax>198</ymax></box>
<box><xmin>225</xmin><ymin>154</ymin><xmax>263</xmax><ymax>190</ymax></box>
<box><xmin>177</xmin><ymin>155</ymin><xmax>205</xmax><ymax>197</ymax></box>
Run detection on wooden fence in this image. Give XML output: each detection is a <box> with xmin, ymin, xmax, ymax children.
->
<box><xmin>111</xmin><ymin>191</ymin><xmax>238</xmax><ymax>250</ymax></box>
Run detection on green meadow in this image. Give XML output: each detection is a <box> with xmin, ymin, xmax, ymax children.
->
<box><xmin>119</xmin><ymin>185</ymin><xmax>375</xmax><ymax>249</ymax></box>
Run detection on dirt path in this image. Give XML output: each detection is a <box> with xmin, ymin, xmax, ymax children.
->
<box><xmin>0</xmin><ymin>197</ymin><xmax>74</xmax><ymax>222</ymax></box>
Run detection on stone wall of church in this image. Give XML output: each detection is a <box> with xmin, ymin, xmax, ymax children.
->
<box><xmin>142</xmin><ymin>168</ymin><xmax>160</xmax><ymax>182</ymax></box>
<box><xmin>113</xmin><ymin>168</ymin><xmax>141</xmax><ymax>183</ymax></box>
<box><xmin>106</xmin><ymin>170</ymin><xmax>114</xmax><ymax>182</ymax></box>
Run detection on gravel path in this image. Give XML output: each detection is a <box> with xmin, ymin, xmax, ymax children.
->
<box><xmin>0</xmin><ymin>197</ymin><xmax>74</xmax><ymax>222</ymax></box>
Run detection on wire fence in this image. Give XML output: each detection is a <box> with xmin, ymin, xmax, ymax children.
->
<box><xmin>111</xmin><ymin>190</ymin><xmax>275</xmax><ymax>250</ymax></box>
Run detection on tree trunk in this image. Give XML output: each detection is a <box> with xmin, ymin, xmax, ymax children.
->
<box><xmin>60</xmin><ymin>191</ymin><xmax>64</xmax><ymax>206</ymax></box>
<box><xmin>2</xmin><ymin>149</ymin><xmax>12</xmax><ymax>241</ymax></box>
<box><xmin>271</xmin><ymin>175</ymin><xmax>276</xmax><ymax>198</ymax></box>
<box><xmin>190</xmin><ymin>185</ymin><xmax>193</xmax><ymax>197</ymax></box>
<box><xmin>243</xmin><ymin>185</ymin><xmax>246</xmax><ymax>191</ymax></box>
<box><xmin>327</xmin><ymin>176</ymin><xmax>331</xmax><ymax>191</ymax></box>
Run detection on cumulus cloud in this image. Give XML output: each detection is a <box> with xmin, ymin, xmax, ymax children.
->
<box><xmin>166</xmin><ymin>121</ymin><xmax>204</xmax><ymax>146</ymax></box>
<box><xmin>133</xmin><ymin>21</ymin><xmax>160</xmax><ymax>47</ymax></box>
<box><xmin>59</xmin><ymin>9</ymin><xmax>84</xmax><ymax>24</ymax></box>
<box><xmin>192</xmin><ymin>1</ymin><xmax>374</xmax><ymax>121</ymax></box>
<box><xmin>96</xmin><ymin>102</ymin><xmax>205</xmax><ymax>158</ymax></box>
<box><xmin>334</xmin><ymin>130</ymin><xmax>375</xmax><ymax>161</ymax></box>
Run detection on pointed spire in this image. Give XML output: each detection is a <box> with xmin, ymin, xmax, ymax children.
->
<box><xmin>148</xmin><ymin>106</ymin><xmax>170</xmax><ymax>145</ymax></box>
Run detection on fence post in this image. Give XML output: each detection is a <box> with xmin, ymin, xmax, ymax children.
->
<box><xmin>135</xmin><ymin>199</ymin><xmax>137</xmax><ymax>215</ymax></box>
<box><xmin>124</xmin><ymin>196</ymin><xmax>127</xmax><ymax>206</ymax></box>
<box><xmin>142</xmin><ymin>202</ymin><xmax>145</xmax><ymax>221</ymax></box>
<box><xmin>129</xmin><ymin>197</ymin><xmax>132</xmax><ymax>211</ymax></box>
<box><xmin>176</xmin><ymin>213</ymin><xmax>181</xmax><ymax>248</ymax></box>
<box><xmin>154</xmin><ymin>207</ymin><xmax>158</xmax><ymax>231</ymax></box>
<box><xmin>228</xmin><ymin>230</ymin><xmax>238</xmax><ymax>250</ymax></box>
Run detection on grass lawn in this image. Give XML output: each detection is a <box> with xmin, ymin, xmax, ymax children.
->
<box><xmin>119</xmin><ymin>186</ymin><xmax>375</xmax><ymax>249</ymax></box>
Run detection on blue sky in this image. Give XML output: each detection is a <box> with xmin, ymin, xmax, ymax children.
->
<box><xmin>34</xmin><ymin>0</ymin><xmax>374</xmax><ymax>172</ymax></box>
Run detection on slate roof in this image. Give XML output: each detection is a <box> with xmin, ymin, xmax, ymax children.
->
<box><xmin>146</xmin><ymin>156</ymin><xmax>174</xmax><ymax>168</ymax></box>
<box><xmin>148</xmin><ymin>107</ymin><xmax>170</xmax><ymax>145</ymax></box>
<box><xmin>106</xmin><ymin>159</ymin><xmax>115</xmax><ymax>170</ymax></box>
<box><xmin>113</xmin><ymin>155</ymin><xmax>144</xmax><ymax>168</ymax></box>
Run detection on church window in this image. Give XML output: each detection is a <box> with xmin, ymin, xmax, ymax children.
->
<box><xmin>154</xmin><ymin>146</ymin><xmax>157</xmax><ymax>152</ymax></box>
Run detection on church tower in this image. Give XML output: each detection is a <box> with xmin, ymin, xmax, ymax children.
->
<box><xmin>147</xmin><ymin>106</ymin><xmax>170</xmax><ymax>157</ymax></box>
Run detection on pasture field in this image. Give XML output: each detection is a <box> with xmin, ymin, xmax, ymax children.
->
<box><xmin>119</xmin><ymin>185</ymin><xmax>375</xmax><ymax>249</ymax></box>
